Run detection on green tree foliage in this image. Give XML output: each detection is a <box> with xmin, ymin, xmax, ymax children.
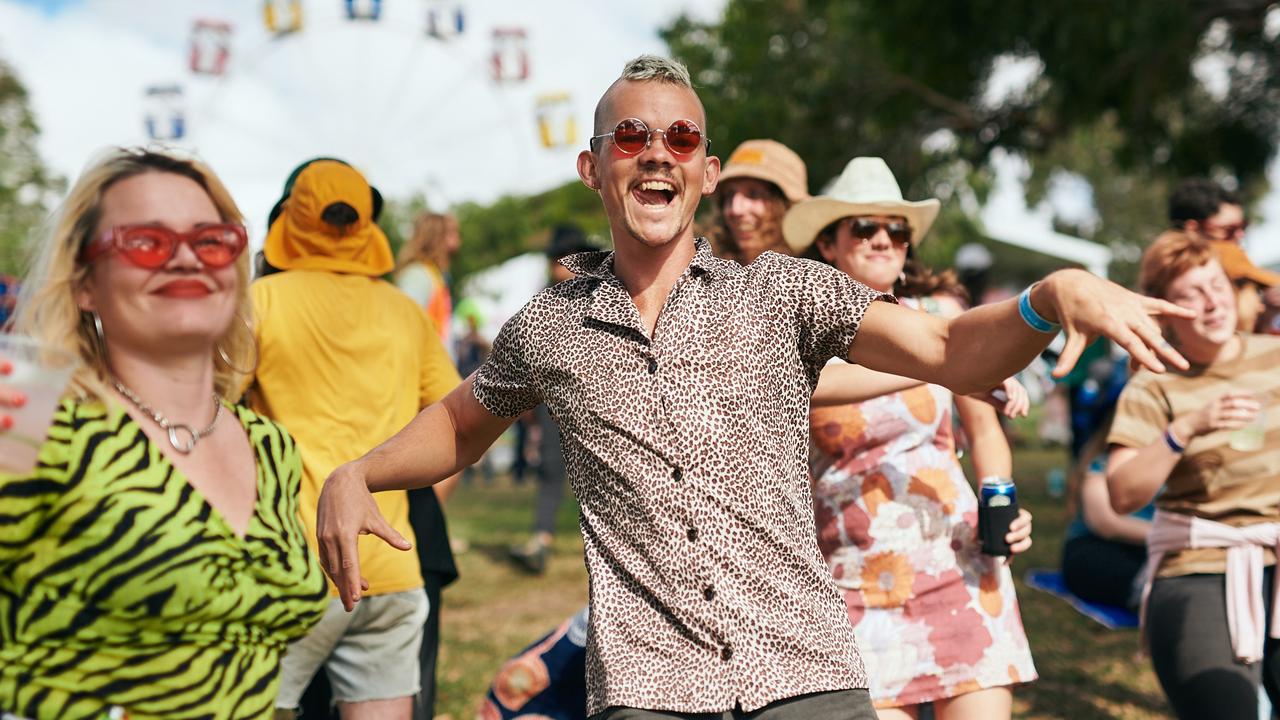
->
<box><xmin>663</xmin><ymin>0</ymin><xmax>1280</xmax><ymax>276</ymax></box>
<box><xmin>377</xmin><ymin>192</ymin><xmax>431</xmax><ymax>265</ymax></box>
<box><xmin>379</xmin><ymin>180</ymin><xmax>609</xmax><ymax>287</ymax></box>
<box><xmin>0</xmin><ymin>58</ymin><xmax>63</xmax><ymax>277</ymax></box>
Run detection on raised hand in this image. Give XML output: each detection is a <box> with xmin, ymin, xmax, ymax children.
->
<box><xmin>1033</xmin><ymin>269</ymin><xmax>1194</xmax><ymax>378</ymax></box>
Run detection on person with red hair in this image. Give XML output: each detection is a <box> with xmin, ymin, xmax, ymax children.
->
<box><xmin>1108</xmin><ymin>231</ymin><xmax>1280</xmax><ymax>720</ymax></box>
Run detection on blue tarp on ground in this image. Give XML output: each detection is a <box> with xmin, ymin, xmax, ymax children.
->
<box><xmin>1024</xmin><ymin>568</ymin><xmax>1139</xmax><ymax>630</ymax></box>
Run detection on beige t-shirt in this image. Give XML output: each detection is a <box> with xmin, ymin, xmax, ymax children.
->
<box><xmin>1108</xmin><ymin>333</ymin><xmax>1280</xmax><ymax>577</ymax></box>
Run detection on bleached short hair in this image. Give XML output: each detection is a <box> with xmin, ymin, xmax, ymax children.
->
<box><xmin>594</xmin><ymin>55</ymin><xmax>698</xmax><ymax>136</ymax></box>
<box><xmin>618</xmin><ymin>54</ymin><xmax>692</xmax><ymax>87</ymax></box>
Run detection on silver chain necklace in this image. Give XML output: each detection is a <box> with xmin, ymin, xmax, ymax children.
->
<box><xmin>112</xmin><ymin>379</ymin><xmax>222</xmax><ymax>454</ymax></box>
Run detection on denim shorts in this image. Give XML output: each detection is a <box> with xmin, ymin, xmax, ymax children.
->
<box><xmin>275</xmin><ymin>588</ymin><xmax>429</xmax><ymax>707</ymax></box>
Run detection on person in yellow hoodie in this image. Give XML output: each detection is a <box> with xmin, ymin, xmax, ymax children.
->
<box><xmin>247</xmin><ymin>159</ymin><xmax>461</xmax><ymax>720</ymax></box>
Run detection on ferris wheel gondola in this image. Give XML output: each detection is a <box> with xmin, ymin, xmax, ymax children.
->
<box><xmin>263</xmin><ymin>0</ymin><xmax>304</xmax><ymax>36</ymax></box>
<box><xmin>425</xmin><ymin>2</ymin><xmax>465</xmax><ymax>40</ymax></box>
<box><xmin>490</xmin><ymin>27</ymin><xmax>529</xmax><ymax>83</ymax></box>
<box><xmin>152</xmin><ymin>2</ymin><xmax>566</xmax><ymax>215</ymax></box>
<box><xmin>144</xmin><ymin>84</ymin><xmax>186</xmax><ymax>141</ymax></box>
<box><xmin>535</xmin><ymin>92</ymin><xmax>576</xmax><ymax>149</ymax></box>
<box><xmin>190</xmin><ymin>20</ymin><xmax>232</xmax><ymax>76</ymax></box>
<box><xmin>345</xmin><ymin>0</ymin><xmax>382</xmax><ymax>21</ymax></box>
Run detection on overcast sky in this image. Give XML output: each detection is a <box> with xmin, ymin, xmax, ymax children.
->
<box><xmin>0</xmin><ymin>0</ymin><xmax>725</xmax><ymax>244</ymax></box>
<box><xmin>2</xmin><ymin>0</ymin><xmax>1277</xmax><ymax>268</ymax></box>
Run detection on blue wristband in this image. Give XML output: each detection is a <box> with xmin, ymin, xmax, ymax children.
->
<box><xmin>1018</xmin><ymin>284</ymin><xmax>1059</xmax><ymax>334</ymax></box>
<box><xmin>1164</xmin><ymin>427</ymin><xmax>1186</xmax><ymax>454</ymax></box>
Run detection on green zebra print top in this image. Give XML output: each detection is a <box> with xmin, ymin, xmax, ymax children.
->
<box><xmin>0</xmin><ymin>400</ymin><xmax>329</xmax><ymax>719</ymax></box>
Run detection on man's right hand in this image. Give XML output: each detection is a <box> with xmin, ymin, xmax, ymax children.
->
<box><xmin>315</xmin><ymin>463</ymin><xmax>413</xmax><ymax>611</ymax></box>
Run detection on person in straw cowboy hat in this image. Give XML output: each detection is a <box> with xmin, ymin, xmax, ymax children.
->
<box><xmin>710</xmin><ymin>142</ymin><xmax>1031</xmax><ymax>413</ymax></box>
<box><xmin>784</xmin><ymin>157</ymin><xmax>1038</xmax><ymax>719</ymax></box>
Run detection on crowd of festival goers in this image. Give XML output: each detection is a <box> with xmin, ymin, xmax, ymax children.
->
<box><xmin>0</xmin><ymin>55</ymin><xmax>1277</xmax><ymax>720</ymax></box>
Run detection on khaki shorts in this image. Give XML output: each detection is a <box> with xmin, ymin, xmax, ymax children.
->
<box><xmin>276</xmin><ymin>588</ymin><xmax>429</xmax><ymax>707</ymax></box>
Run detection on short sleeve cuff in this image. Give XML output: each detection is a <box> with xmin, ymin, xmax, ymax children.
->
<box><xmin>471</xmin><ymin>364</ymin><xmax>539</xmax><ymax>418</ymax></box>
<box><xmin>827</xmin><ymin>288</ymin><xmax>897</xmax><ymax>363</ymax></box>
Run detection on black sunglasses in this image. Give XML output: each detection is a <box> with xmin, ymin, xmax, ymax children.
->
<box><xmin>847</xmin><ymin>218</ymin><xmax>912</xmax><ymax>246</ymax></box>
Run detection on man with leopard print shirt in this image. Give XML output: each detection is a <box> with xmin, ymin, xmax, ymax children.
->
<box><xmin>315</xmin><ymin>55</ymin><xmax>1193</xmax><ymax>720</ymax></box>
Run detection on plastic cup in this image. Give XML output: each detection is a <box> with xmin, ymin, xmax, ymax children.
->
<box><xmin>0</xmin><ymin>334</ymin><xmax>77</xmax><ymax>475</ymax></box>
<box><xmin>1229</xmin><ymin>406</ymin><xmax>1267</xmax><ymax>453</ymax></box>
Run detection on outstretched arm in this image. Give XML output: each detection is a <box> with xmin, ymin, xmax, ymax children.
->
<box><xmin>811</xmin><ymin>363</ymin><xmax>924</xmax><ymax>406</ymax></box>
<box><xmin>316</xmin><ymin>376</ymin><xmax>515</xmax><ymax>609</ymax></box>
<box><xmin>850</xmin><ymin>269</ymin><xmax>1192</xmax><ymax>395</ymax></box>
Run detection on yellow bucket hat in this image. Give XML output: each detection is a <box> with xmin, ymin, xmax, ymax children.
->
<box><xmin>263</xmin><ymin>159</ymin><xmax>393</xmax><ymax>276</ymax></box>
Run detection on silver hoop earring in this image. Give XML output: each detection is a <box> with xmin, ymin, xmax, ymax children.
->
<box><xmin>216</xmin><ymin>313</ymin><xmax>259</xmax><ymax>375</ymax></box>
<box><xmin>84</xmin><ymin>310</ymin><xmax>109</xmax><ymax>363</ymax></box>
<box><xmin>898</xmin><ymin>271</ymin><xmax>907</xmax><ymax>284</ymax></box>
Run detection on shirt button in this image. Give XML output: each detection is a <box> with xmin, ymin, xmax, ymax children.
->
<box><xmin>721</xmin><ymin>645</ymin><xmax>733</xmax><ymax>661</ymax></box>
<box><xmin>704</xmin><ymin>586</ymin><xmax>715</xmax><ymax>601</ymax></box>
<box><xmin>687</xmin><ymin>527</ymin><xmax>698</xmax><ymax>542</ymax></box>
<box><xmin>647</xmin><ymin>357</ymin><xmax>658</xmax><ymax>374</ymax></box>
<box><xmin>671</xmin><ymin>467</ymin><xmax>683</xmax><ymax>482</ymax></box>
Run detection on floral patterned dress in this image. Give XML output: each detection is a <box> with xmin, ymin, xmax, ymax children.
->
<box><xmin>810</xmin><ymin>373</ymin><xmax>1037</xmax><ymax>708</ymax></box>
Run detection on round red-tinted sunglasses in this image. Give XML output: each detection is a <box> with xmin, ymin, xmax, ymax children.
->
<box><xmin>81</xmin><ymin>223</ymin><xmax>248</xmax><ymax>269</ymax></box>
<box><xmin>846</xmin><ymin>218</ymin><xmax>913</xmax><ymax>247</ymax></box>
<box><xmin>589</xmin><ymin>118</ymin><xmax>709</xmax><ymax>157</ymax></box>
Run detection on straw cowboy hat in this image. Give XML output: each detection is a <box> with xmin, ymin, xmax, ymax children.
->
<box><xmin>782</xmin><ymin>156</ymin><xmax>940</xmax><ymax>254</ymax></box>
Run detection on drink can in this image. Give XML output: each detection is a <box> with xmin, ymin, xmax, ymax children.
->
<box><xmin>980</xmin><ymin>476</ymin><xmax>1017</xmax><ymax>508</ymax></box>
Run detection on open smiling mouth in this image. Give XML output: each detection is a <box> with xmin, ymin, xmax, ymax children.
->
<box><xmin>633</xmin><ymin>179</ymin><xmax>677</xmax><ymax>207</ymax></box>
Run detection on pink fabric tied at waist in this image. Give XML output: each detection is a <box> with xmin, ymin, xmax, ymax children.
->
<box><xmin>1141</xmin><ymin>509</ymin><xmax>1280</xmax><ymax>664</ymax></box>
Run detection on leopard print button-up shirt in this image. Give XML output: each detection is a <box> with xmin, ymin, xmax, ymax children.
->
<box><xmin>473</xmin><ymin>238</ymin><xmax>891</xmax><ymax>715</ymax></box>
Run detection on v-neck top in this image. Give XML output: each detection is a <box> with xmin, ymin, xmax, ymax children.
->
<box><xmin>0</xmin><ymin>399</ymin><xmax>328</xmax><ymax>719</ymax></box>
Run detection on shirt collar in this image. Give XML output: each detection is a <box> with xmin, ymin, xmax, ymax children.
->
<box><xmin>558</xmin><ymin>237</ymin><xmax>727</xmax><ymax>282</ymax></box>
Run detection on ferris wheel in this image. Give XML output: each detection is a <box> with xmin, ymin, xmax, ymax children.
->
<box><xmin>141</xmin><ymin>0</ymin><xmax>581</xmax><ymax>207</ymax></box>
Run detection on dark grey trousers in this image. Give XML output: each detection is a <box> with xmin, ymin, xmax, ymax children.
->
<box><xmin>590</xmin><ymin>689</ymin><xmax>878</xmax><ymax>720</ymax></box>
<box><xmin>1148</xmin><ymin>569</ymin><xmax>1280</xmax><ymax>719</ymax></box>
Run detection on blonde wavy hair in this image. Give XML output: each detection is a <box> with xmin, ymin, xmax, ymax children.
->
<box><xmin>395</xmin><ymin>212</ymin><xmax>456</xmax><ymax>271</ymax></box>
<box><xmin>11</xmin><ymin>147</ymin><xmax>254</xmax><ymax>403</ymax></box>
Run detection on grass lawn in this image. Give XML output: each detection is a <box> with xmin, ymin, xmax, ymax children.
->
<box><xmin>433</xmin><ymin>445</ymin><xmax>1171</xmax><ymax>719</ymax></box>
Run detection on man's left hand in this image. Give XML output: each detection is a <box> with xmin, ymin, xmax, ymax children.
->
<box><xmin>1032</xmin><ymin>269</ymin><xmax>1193</xmax><ymax>379</ymax></box>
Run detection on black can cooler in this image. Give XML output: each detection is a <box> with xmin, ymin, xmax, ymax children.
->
<box><xmin>978</xmin><ymin>502</ymin><xmax>1020</xmax><ymax>556</ymax></box>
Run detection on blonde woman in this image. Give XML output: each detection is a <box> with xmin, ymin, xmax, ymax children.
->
<box><xmin>395</xmin><ymin>212</ymin><xmax>460</xmax><ymax>353</ymax></box>
<box><xmin>0</xmin><ymin>147</ymin><xmax>327</xmax><ymax>719</ymax></box>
